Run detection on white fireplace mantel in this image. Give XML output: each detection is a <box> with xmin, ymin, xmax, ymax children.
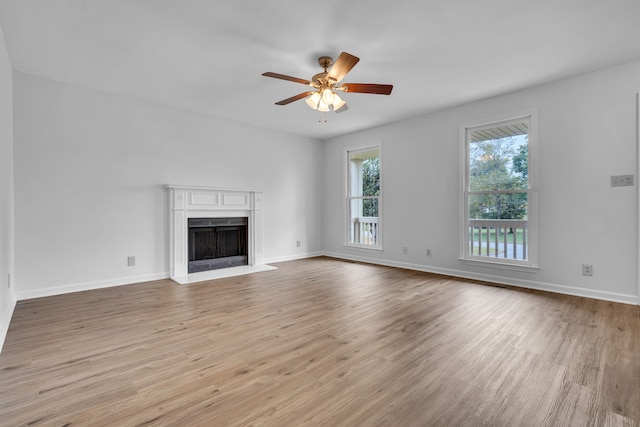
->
<box><xmin>167</xmin><ymin>185</ymin><xmax>272</xmax><ymax>284</ymax></box>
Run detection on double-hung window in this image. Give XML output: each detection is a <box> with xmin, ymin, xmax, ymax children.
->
<box><xmin>462</xmin><ymin>113</ymin><xmax>538</xmax><ymax>267</ymax></box>
<box><xmin>346</xmin><ymin>145</ymin><xmax>382</xmax><ymax>249</ymax></box>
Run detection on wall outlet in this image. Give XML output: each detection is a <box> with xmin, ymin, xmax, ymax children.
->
<box><xmin>611</xmin><ymin>174</ymin><xmax>634</xmax><ymax>187</ymax></box>
<box><xmin>582</xmin><ymin>264</ymin><xmax>593</xmax><ymax>276</ymax></box>
<box><xmin>402</xmin><ymin>246</ymin><xmax>408</xmax><ymax>255</ymax></box>
<box><xmin>426</xmin><ymin>249</ymin><xmax>431</xmax><ymax>257</ymax></box>
<box><xmin>296</xmin><ymin>240</ymin><xmax>301</xmax><ymax>248</ymax></box>
<box><xmin>127</xmin><ymin>256</ymin><xmax>136</xmax><ymax>267</ymax></box>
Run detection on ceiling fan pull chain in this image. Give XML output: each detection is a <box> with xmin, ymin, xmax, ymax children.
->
<box><xmin>317</xmin><ymin>112</ymin><xmax>328</xmax><ymax>123</ymax></box>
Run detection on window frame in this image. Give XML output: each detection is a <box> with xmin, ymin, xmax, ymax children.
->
<box><xmin>460</xmin><ymin>111</ymin><xmax>539</xmax><ymax>270</ymax></box>
<box><xmin>344</xmin><ymin>143</ymin><xmax>383</xmax><ymax>251</ymax></box>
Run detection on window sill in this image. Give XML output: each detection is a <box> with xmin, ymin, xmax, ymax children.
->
<box><xmin>458</xmin><ymin>257</ymin><xmax>539</xmax><ymax>273</ymax></box>
<box><xmin>344</xmin><ymin>243</ymin><xmax>383</xmax><ymax>252</ymax></box>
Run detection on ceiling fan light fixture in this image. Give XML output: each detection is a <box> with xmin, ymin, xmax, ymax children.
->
<box><xmin>317</xmin><ymin>100</ymin><xmax>330</xmax><ymax>112</ymax></box>
<box><xmin>321</xmin><ymin>88</ymin><xmax>335</xmax><ymax>104</ymax></box>
<box><xmin>305</xmin><ymin>92</ymin><xmax>321</xmax><ymax>110</ymax></box>
<box><xmin>332</xmin><ymin>93</ymin><xmax>346</xmax><ymax>111</ymax></box>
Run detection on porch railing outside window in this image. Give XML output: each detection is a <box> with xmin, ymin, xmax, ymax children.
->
<box><xmin>351</xmin><ymin>217</ymin><xmax>379</xmax><ymax>246</ymax></box>
<box><xmin>468</xmin><ymin>219</ymin><xmax>527</xmax><ymax>260</ymax></box>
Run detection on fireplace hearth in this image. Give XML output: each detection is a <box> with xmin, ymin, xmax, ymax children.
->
<box><xmin>188</xmin><ymin>217</ymin><xmax>248</xmax><ymax>273</ymax></box>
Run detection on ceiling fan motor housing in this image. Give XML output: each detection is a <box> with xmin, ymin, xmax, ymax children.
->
<box><xmin>318</xmin><ymin>56</ymin><xmax>333</xmax><ymax>70</ymax></box>
<box><xmin>313</xmin><ymin>56</ymin><xmax>334</xmax><ymax>85</ymax></box>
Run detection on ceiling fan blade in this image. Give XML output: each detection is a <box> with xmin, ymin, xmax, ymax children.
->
<box><xmin>341</xmin><ymin>83</ymin><xmax>393</xmax><ymax>95</ymax></box>
<box><xmin>262</xmin><ymin>72</ymin><xmax>312</xmax><ymax>86</ymax></box>
<box><xmin>275</xmin><ymin>92</ymin><xmax>314</xmax><ymax>105</ymax></box>
<box><xmin>326</xmin><ymin>52</ymin><xmax>360</xmax><ymax>83</ymax></box>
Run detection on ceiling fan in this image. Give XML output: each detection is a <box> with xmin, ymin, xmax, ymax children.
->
<box><xmin>262</xmin><ymin>52</ymin><xmax>393</xmax><ymax>114</ymax></box>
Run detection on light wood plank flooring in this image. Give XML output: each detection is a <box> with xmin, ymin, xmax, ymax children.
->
<box><xmin>1</xmin><ymin>257</ymin><xmax>638</xmax><ymax>426</ymax></box>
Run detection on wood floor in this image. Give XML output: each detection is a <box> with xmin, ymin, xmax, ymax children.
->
<box><xmin>1</xmin><ymin>257</ymin><xmax>638</xmax><ymax>426</ymax></box>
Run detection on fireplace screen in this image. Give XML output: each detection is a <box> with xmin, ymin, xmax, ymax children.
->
<box><xmin>188</xmin><ymin>217</ymin><xmax>248</xmax><ymax>273</ymax></box>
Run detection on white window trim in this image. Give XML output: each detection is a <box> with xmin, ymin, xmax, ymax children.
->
<box><xmin>459</xmin><ymin>111</ymin><xmax>539</xmax><ymax>270</ymax></box>
<box><xmin>344</xmin><ymin>142</ymin><xmax>383</xmax><ymax>251</ymax></box>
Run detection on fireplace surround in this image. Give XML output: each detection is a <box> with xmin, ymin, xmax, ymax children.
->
<box><xmin>167</xmin><ymin>185</ymin><xmax>270</xmax><ymax>284</ymax></box>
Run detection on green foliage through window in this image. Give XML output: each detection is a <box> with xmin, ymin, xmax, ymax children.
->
<box><xmin>362</xmin><ymin>158</ymin><xmax>380</xmax><ymax>217</ymax></box>
<box><xmin>468</xmin><ymin>135</ymin><xmax>528</xmax><ymax>220</ymax></box>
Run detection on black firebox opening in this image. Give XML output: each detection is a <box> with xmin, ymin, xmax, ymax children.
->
<box><xmin>188</xmin><ymin>217</ymin><xmax>248</xmax><ymax>273</ymax></box>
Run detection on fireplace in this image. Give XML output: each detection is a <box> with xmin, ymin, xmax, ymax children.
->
<box><xmin>167</xmin><ymin>185</ymin><xmax>269</xmax><ymax>284</ymax></box>
<box><xmin>188</xmin><ymin>217</ymin><xmax>248</xmax><ymax>273</ymax></box>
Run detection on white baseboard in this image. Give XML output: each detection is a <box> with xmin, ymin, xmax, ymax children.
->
<box><xmin>11</xmin><ymin>252</ymin><xmax>640</xmax><ymax>305</ymax></box>
<box><xmin>322</xmin><ymin>251</ymin><xmax>640</xmax><ymax>306</ymax></box>
<box><xmin>0</xmin><ymin>291</ymin><xmax>17</xmax><ymax>355</ymax></box>
<box><xmin>264</xmin><ymin>251</ymin><xmax>324</xmax><ymax>264</ymax></box>
<box><xmin>15</xmin><ymin>272</ymin><xmax>170</xmax><ymax>301</ymax></box>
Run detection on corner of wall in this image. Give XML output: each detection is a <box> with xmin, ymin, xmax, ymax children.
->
<box><xmin>0</xmin><ymin>20</ymin><xmax>16</xmax><ymax>355</ymax></box>
<box><xmin>0</xmin><ymin>293</ymin><xmax>16</xmax><ymax>354</ymax></box>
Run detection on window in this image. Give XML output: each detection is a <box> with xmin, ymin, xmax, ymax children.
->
<box><xmin>461</xmin><ymin>113</ymin><xmax>537</xmax><ymax>267</ymax></box>
<box><xmin>347</xmin><ymin>145</ymin><xmax>382</xmax><ymax>249</ymax></box>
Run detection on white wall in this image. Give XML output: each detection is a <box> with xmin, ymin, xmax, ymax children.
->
<box><xmin>13</xmin><ymin>73</ymin><xmax>324</xmax><ymax>298</ymax></box>
<box><xmin>0</xmin><ymin>23</ymin><xmax>15</xmax><ymax>352</ymax></box>
<box><xmin>323</xmin><ymin>60</ymin><xmax>640</xmax><ymax>304</ymax></box>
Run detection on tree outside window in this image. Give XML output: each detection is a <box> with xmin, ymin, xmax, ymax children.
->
<box><xmin>468</xmin><ymin>136</ymin><xmax>528</xmax><ymax>221</ymax></box>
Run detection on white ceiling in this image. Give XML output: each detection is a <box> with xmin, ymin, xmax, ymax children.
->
<box><xmin>1</xmin><ymin>0</ymin><xmax>639</xmax><ymax>139</ymax></box>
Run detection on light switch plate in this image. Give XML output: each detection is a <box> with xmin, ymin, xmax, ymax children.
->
<box><xmin>611</xmin><ymin>175</ymin><xmax>634</xmax><ymax>187</ymax></box>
